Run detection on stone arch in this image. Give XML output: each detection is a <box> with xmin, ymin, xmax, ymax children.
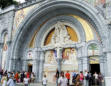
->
<box><xmin>37</xmin><ymin>15</ymin><xmax>86</xmax><ymax>47</ymax></box>
<box><xmin>9</xmin><ymin>0</ymin><xmax>108</xmax><ymax>73</ymax></box>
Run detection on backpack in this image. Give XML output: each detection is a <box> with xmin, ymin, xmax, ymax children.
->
<box><xmin>85</xmin><ymin>74</ymin><xmax>89</xmax><ymax>80</ymax></box>
<box><xmin>73</xmin><ymin>73</ymin><xmax>77</xmax><ymax>79</ymax></box>
<box><xmin>72</xmin><ymin>73</ymin><xmax>77</xmax><ymax>83</ymax></box>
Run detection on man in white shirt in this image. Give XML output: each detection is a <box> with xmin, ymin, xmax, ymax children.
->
<box><xmin>58</xmin><ymin>71</ymin><xmax>67</xmax><ymax>86</ymax></box>
<box><xmin>84</xmin><ymin>70</ymin><xmax>89</xmax><ymax>86</ymax></box>
<box><xmin>93</xmin><ymin>72</ymin><xmax>98</xmax><ymax>85</ymax></box>
<box><xmin>24</xmin><ymin>75</ymin><xmax>29</xmax><ymax>86</ymax></box>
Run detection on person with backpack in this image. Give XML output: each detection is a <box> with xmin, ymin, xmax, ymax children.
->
<box><xmin>84</xmin><ymin>70</ymin><xmax>89</xmax><ymax>86</ymax></box>
<box><xmin>75</xmin><ymin>74</ymin><xmax>80</xmax><ymax>86</ymax></box>
<box><xmin>72</xmin><ymin>70</ymin><xmax>77</xmax><ymax>85</ymax></box>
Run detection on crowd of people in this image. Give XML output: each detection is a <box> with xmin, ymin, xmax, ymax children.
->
<box><xmin>54</xmin><ymin>70</ymin><xmax>104</xmax><ymax>86</ymax></box>
<box><xmin>0</xmin><ymin>70</ymin><xmax>35</xmax><ymax>86</ymax></box>
<box><xmin>0</xmin><ymin>69</ymin><xmax>104</xmax><ymax>86</ymax></box>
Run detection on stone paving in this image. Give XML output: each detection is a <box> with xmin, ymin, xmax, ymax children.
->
<box><xmin>16</xmin><ymin>83</ymin><xmax>100</xmax><ymax>86</ymax></box>
<box><xmin>16</xmin><ymin>83</ymin><xmax>56</xmax><ymax>86</ymax></box>
<box><xmin>0</xmin><ymin>83</ymin><xmax>101</xmax><ymax>86</ymax></box>
<box><xmin>0</xmin><ymin>82</ymin><xmax>103</xmax><ymax>86</ymax></box>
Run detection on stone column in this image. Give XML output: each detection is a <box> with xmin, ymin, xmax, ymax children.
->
<box><xmin>56</xmin><ymin>58</ymin><xmax>62</xmax><ymax>73</ymax></box>
<box><xmin>32</xmin><ymin>48</ymin><xmax>40</xmax><ymax>82</ymax></box>
<box><xmin>82</xmin><ymin>43</ymin><xmax>89</xmax><ymax>72</ymax></box>
<box><xmin>82</xmin><ymin>57</ymin><xmax>89</xmax><ymax>71</ymax></box>
<box><xmin>103</xmin><ymin>58</ymin><xmax>107</xmax><ymax>76</ymax></box>
<box><xmin>32</xmin><ymin>59</ymin><xmax>37</xmax><ymax>75</ymax></box>
<box><xmin>78</xmin><ymin>58</ymin><xmax>83</xmax><ymax>72</ymax></box>
<box><xmin>99</xmin><ymin>55</ymin><xmax>107</xmax><ymax>76</ymax></box>
<box><xmin>32</xmin><ymin>59</ymin><xmax>38</xmax><ymax>82</ymax></box>
<box><xmin>82</xmin><ymin>43</ymin><xmax>89</xmax><ymax>86</ymax></box>
<box><xmin>56</xmin><ymin>48</ymin><xmax>63</xmax><ymax>73</ymax></box>
<box><xmin>106</xmin><ymin>52</ymin><xmax>111</xmax><ymax>76</ymax></box>
<box><xmin>77</xmin><ymin>46</ymin><xmax>83</xmax><ymax>72</ymax></box>
<box><xmin>30</xmin><ymin>50</ymin><xmax>35</xmax><ymax>73</ymax></box>
<box><xmin>99</xmin><ymin>55</ymin><xmax>107</xmax><ymax>86</ymax></box>
<box><xmin>22</xmin><ymin>60</ymin><xmax>28</xmax><ymax>71</ymax></box>
<box><xmin>38</xmin><ymin>51</ymin><xmax>45</xmax><ymax>82</ymax></box>
<box><xmin>105</xmin><ymin>51</ymin><xmax>111</xmax><ymax>86</ymax></box>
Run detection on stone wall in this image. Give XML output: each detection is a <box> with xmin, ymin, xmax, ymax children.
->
<box><xmin>0</xmin><ymin>5</ymin><xmax>15</xmax><ymax>43</ymax></box>
<box><xmin>0</xmin><ymin>6</ymin><xmax>15</xmax><ymax>69</ymax></box>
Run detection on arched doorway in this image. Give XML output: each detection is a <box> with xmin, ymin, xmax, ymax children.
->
<box><xmin>28</xmin><ymin>64</ymin><xmax>32</xmax><ymax>72</ymax></box>
<box><xmin>88</xmin><ymin>43</ymin><xmax>100</xmax><ymax>74</ymax></box>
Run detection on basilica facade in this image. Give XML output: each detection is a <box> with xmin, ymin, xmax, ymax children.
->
<box><xmin>0</xmin><ymin>0</ymin><xmax>111</xmax><ymax>85</ymax></box>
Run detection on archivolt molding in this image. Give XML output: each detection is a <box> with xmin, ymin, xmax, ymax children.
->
<box><xmin>11</xmin><ymin>0</ymin><xmax>108</xmax><ymax>61</ymax></box>
<box><xmin>39</xmin><ymin>15</ymin><xmax>86</xmax><ymax>47</ymax></box>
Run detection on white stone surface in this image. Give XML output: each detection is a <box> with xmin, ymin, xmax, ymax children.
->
<box><xmin>105</xmin><ymin>77</ymin><xmax>111</xmax><ymax>86</ymax></box>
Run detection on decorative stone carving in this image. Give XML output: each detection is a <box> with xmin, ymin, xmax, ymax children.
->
<box><xmin>50</xmin><ymin>22</ymin><xmax>75</xmax><ymax>47</ymax></box>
